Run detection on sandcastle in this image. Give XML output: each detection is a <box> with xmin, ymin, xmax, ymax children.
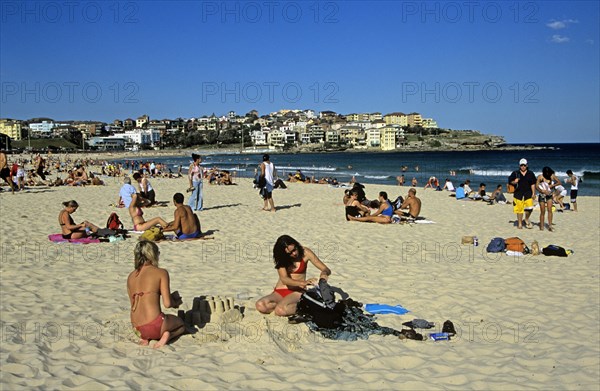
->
<box><xmin>186</xmin><ymin>295</ymin><xmax>243</xmax><ymax>328</ymax></box>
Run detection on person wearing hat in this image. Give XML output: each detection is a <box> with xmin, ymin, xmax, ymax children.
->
<box><xmin>508</xmin><ymin>158</ymin><xmax>537</xmax><ymax>229</ymax></box>
<box><xmin>260</xmin><ymin>154</ymin><xmax>276</xmax><ymax>212</ymax></box>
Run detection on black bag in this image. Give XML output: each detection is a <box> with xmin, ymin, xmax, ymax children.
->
<box><xmin>296</xmin><ymin>289</ymin><xmax>345</xmax><ymax>329</ymax></box>
<box><xmin>257</xmin><ymin>175</ymin><xmax>266</xmax><ymax>188</ymax></box>
<box><xmin>542</xmin><ymin>245</ymin><xmax>568</xmax><ymax>257</ymax></box>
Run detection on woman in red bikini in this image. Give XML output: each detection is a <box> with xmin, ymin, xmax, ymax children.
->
<box><xmin>127</xmin><ymin>240</ymin><xmax>185</xmax><ymax>348</ymax></box>
<box><xmin>255</xmin><ymin>235</ymin><xmax>332</xmax><ymax>317</ymax></box>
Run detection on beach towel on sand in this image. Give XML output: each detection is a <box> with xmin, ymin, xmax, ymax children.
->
<box><xmin>364</xmin><ymin>304</ymin><xmax>410</xmax><ymax>315</ymax></box>
<box><xmin>48</xmin><ymin>234</ymin><xmax>100</xmax><ymax>244</ymax></box>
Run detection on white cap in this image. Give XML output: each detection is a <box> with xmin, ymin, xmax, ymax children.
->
<box><xmin>519</xmin><ymin>158</ymin><xmax>528</xmax><ymax>165</ymax></box>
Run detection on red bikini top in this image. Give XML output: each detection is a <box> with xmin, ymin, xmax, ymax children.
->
<box><xmin>291</xmin><ymin>258</ymin><xmax>307</xmax><ymax>274</ymax></box>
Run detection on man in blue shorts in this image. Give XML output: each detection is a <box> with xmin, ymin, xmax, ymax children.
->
<box><xmin>163</xmin><ymin>193</ymin><xmax>202</xmax><ymax>239</ymax></box>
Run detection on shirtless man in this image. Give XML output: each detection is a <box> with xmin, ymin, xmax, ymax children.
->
<box><xmin>163</xmin><ymin>193</ymin><xmax>202</xmax><ymax>239</ymax></box>
<box><xmin>0</xmin><ymin>152</ymin><xmax>16</xmax><ymax>193</ymax></box>
<box><xmin>395</xmin><ymin>188</ymin><xmax>421</xmax><ymax>220</ymax></box>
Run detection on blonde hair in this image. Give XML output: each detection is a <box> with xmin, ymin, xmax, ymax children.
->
<box><xmin>134</xmin><ymin>240</ymin><xmax>159</xmax><ymax>270</ymax></box>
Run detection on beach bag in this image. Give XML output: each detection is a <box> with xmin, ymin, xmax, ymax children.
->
<box><xmin>542</xmin><ymin>245</ymin><xmax>568</xmax><ymax>257</ymax></box>
<box><xmin>461</xmin><ymin>236</ymin><xmax>474</xmax><ymax>245</ymax></box>
<box><xmin>507</xmin><ymin>183</ymin><xmax>515</xmax><ymax>194</ymax></box>
<box><xmin>486</xmin><ymin>237</ymin><xmax>506</xmax><ymax>253</ymax></box>
<box><xmin>106</xmin><ymin>212</ymin><xmax>124</xmax><ymax>230</ymax></box>
<box><xmin>140</xmin><ymin>227</ymin><xmax>164</xmax><ymax>242</ymax></box>
<box><xmin>505</xmin><ymin>237</ymin><xmax>529</xmax><ymax>254</ymax></box>
<box><xmin>296</xmin><ymin>282</ymin><xmax>348</xmax><ymax>329</ymax></box>
<box><xmin>531</xmin><ymin>241</ymin><xmax>540</xmax><ymax>256</ymax></box>
<box><xmin>257</xmin><ymin>175</ymin><xmax>266</xmax><ymax>188</ymax></box>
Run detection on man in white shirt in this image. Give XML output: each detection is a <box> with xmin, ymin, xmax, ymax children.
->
<box><xmin>260</xmin><ymin>154</ymin><xmax>276</xmax><ymax>212</ymax></box>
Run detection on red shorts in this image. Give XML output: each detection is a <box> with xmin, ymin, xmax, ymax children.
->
<box><xmin>135</xmin><ymin>313</ymin><xmax>165</xmax><ymax>340</ymax></box>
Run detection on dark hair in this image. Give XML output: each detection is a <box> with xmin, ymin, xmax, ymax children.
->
<box><xmin>262</xmin><ymin>154</ymin><xmax>270</xmax><ymax>161</ymax></box>
<box><xmin>542</xmin><ymin>166</ymin><xmax>554</xmax><ymax>180</ymax></box>
<box><xmin>132</xmin><ymin>172</ymin><xmax>141</xmax><ymax>180</ymax></box>
<box><xmin>480</xmin><ymin>183</ymin><xmax>486</xmax><ymax>187</ymax></box>
<box><xmin>62</xmin><ymin>200</ymin><xmax>78</xmax><ymax>208</ymax></box>
<box><xmin>379</xmin><ymin>191</ymin><xmax>388</xmax><ymax>200</ymax></box>
<box><xmin>273</xmin><ymin>235</ymin><xmax>304</xmax><ymax>269</ymax></box>
<box><xmin>173</xmin><ymin>192</ymin><xmax>184</xmax><ymax>204</ymax></box>
<box><xmin>566</xmin><ymin>169</ymin><xmax>573</xmax><ymax>175</ymax></box>
<box><xmin>192</xmin><ymin>153</ymin><xmax>200</xmax><ymax>161</ymax></box>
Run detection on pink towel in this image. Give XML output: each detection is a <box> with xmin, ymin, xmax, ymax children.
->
<box><xmin>48</xmin><ymin>234</ymin><xmax>100</xmax><ymax>244</ymax></box>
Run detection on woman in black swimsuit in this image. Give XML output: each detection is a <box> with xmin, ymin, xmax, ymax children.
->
<box><xmin>59</xmin><ymin>200</ymin><xmax>99</xmax><ymax>239</ymax></box>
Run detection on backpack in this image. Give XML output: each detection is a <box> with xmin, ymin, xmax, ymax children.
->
<box><xmin>106</xmin><ymin>212</ymin><xmax>124</xmax><ymax>230</ymax></box>
<box><xmin>486</xmin><ymin>237</ymin><xmax>506</xmax><ymax>253</ymax></box>
<box><xmin>505</xmin><ymin>237</ymin><xmax>530</xmax><ymax>254</ymax></box>
<box><xmin>391</xmin><ymin>196</ymin><xmax>404</xmax><ymax>210</ymax></box>
<box><xmin>296</xmin><ymin>281</ymin><xmax>349</xmax><ymax>329</ymax></box>
<box><xmin>140</xmin><ymin>226</ymin><xmax>164</xmax><ymax>242</ymax></box>
<box><xmin>542</xmin><ymin>245</ymin><xmax>568</xmax><ymax>257</ymax></box>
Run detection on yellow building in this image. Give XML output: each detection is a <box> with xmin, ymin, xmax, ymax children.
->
<box><xmin>380</xmin><ymin>127</ymin><xmax>396</xmax><ymax>151</ymax></box>
<box><xmin>384</xmin><ymin>112</ymin><xmax>408</xmax><ymax>126</ymax></box>
<box><xmin>0</xmin><ymin>119</ymin><xmax>23</xmax><ymax>140</ymax></box>
<box><xmin>407</xmin><ymin>113</ymin><xmax>422</xmax><ymax>127</ymax></box>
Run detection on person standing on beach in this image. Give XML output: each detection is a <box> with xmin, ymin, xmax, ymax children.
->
<box><xmin>0</xmin><ymin>151</ymin><xmax>16</xmax><ymax>193</ymax></box>
<box><xmin>508</xmin><ymin>158</ymin><xmax>537</xmax><ymax>229</ymax></box>
<box><xmin>536</xmin><ymin>166</ymin><xmax>561</xmax><ymax>231</ymax></box>
<box><xmin>188</xmin><ymin>153</ymin><xmax>203</xmax><ymax>211</ymax></box>
<box><xmin>260</xmin><ymin>154</ymin><xmax>276</xmax><ymax>212</ymax></box>
<box><xmin>565</xmin><ymin>170</ymin><xmax>579</xmax><ymax>212</ymax></box>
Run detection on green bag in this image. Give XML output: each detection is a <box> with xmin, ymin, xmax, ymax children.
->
<box><xmin>140</xmin><ymin>227</ymin><xmax>164</xmax><ymax>242</ymax></box>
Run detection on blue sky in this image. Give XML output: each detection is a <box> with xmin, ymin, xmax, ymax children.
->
<box><xmin>1</xmin><ymin>0</ymin><xmax>598</xmax><ymax>143</ymax></box>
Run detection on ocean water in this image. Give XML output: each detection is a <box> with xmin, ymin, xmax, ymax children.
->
<box><xmin>120</xmin><ymin>143</ymin><xmax>600</xmax><ymax>196</ymax></box>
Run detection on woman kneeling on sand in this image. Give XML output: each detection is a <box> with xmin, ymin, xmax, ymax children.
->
<box><xmin>127</xmin><ymin>241</ymin><xmax>185</xmax><ymax>348</ymax></box>
<box><xmin>59</xmin><ymin>200</ymin><xmax>99</xmax><ymax>239</ymax></box>
<box><xmin>256</xmin><ymin>235</ymin><xmax>332</xmax><ymax>317</ymax></box>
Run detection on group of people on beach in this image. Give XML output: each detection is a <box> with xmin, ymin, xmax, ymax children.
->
<box><xmin>44</xmin><ymin>151</ymin><xmax>583</xmax><ymax>349</ymax></box>
<box><xmin>508</xmin><ymin>158</ymin><xmax>579</xmax><ymax>231</ymax></box>
<box><xmin>343</xmin><ymin>183</ymin><xmax>422</xmax><ymax>224</ymax></box>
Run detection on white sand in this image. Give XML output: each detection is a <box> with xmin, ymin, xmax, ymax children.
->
<box><xmin>1</xmin><ymin>174</ymin><xmax>598</xmax><ymax>390</ymax></box>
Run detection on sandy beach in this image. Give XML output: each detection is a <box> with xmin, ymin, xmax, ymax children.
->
<box><xmin>1</xmin><ymin>169</ymin><xmax>598</xmax><ymax>390</ymax></box>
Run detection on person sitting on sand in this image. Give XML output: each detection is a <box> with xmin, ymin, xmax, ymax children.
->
<box><xmin>255</xmin><ymin>235</ymin><xmax>331</xmax><ymax>317</ymax></box>
<box><xmin>162</xmin><ymin>193</ymin><xmax>202</xmax><ymax>239</ymax></box>
<box><xmin>133</xmin><ymin>172</ymin><xmax>156</xmax><ymax>206</ymax></box>
<box><xmin>345</xmin><ymin>190</ymin><xmax>371</xmax><ymax>220</ymax></box>
<box><xmin>348</xmin><ymin>191</ymin><xmax>394</xmax><ymax>224</ymax></box>
<box><xmin>127</xmin><ymin>240</ymin><xmax>185</xmax><ymax>348</ymax></box>
<box><xmin>129</xmin><ymin>194</ymin><xmax>169</xmax><ymax>232</ymax></box>
<box><xmin>424</xmin><ymin>176</ymin><xmax>439</xmax><ymax>190</ymax></box>
<box><xmin>442</xmin><ymin>178</ymin><xmax>455</xmax><ymax>192</ymax></box>
<box><xmin>59</xmin><ymin>200</ymin><xmax>99</xmax><ymax>239</ymax></box>
<box><xmin>488</xmin><ymin>184</ymin><xmax>507</xmax><ymax>204</ymax></box>
<box><xmin>395</xmin><ymin>188</ymin><xmax>421</xmax><ymax>221</ymax></box>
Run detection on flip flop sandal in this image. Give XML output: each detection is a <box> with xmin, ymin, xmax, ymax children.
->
<box><xmin>399</xmin><ymin>328</ymin><xmax>424</xmax><ymax>341</ymax></box>
<box><xmin>525</xmin><ymin>222</ymin><xmax>533</xmax><ymax>229</ymax></box>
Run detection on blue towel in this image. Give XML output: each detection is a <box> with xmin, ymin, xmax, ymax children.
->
<box><xmin>364</xmin><ymin>304</ymin><xmax>409</xmax><ymax>315</ymax></box>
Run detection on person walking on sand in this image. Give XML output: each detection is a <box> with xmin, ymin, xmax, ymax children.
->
<box><xmin>565</xmin><ymin>170</ymin><xmax>579</xmax><ymax>212</ymax></box>
<box><xmin>508</xmin><ymin>158</ymin><xmax>537</xmax><ymax>229</ymax></box>
<box><xmin>260</xmin><ymin>154</ymin><xmax>276</xmax><ymax>212</ymax></box>
<box><xmin>127</xmin><ymin>241</ymin><xmax>185</xmax><ymax>348</ymax></box>
<box><xmin>188</xmin><ymin>153</ymin><xmax>203</xmax><ymax>211</ymax></box>
<box><xmin>536</xmin><ymin>166</ymin><xmax>561</xmax><ymax>231</ymax></box>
